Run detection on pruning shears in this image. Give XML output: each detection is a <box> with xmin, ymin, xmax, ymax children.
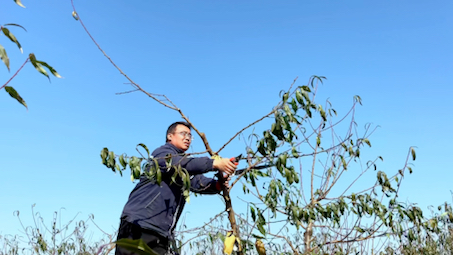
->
<box><xmin>228</xmin><ymin>155</ymin><xmax>241</xmax><ymax>176</ymax></box>
<box><xmin>229</xmin><ymin>154</ymin><xmax>242</xmax><ymax>165</ymax></box>
<box><xmin>229</xmin><ymin>154</ymin><xmax>273</xmax><ymax>175</ymax></box>
<box><xmin>234</xmin><ymin>164</ymin><xmax>272</xmax><ymax>175</ymax></box>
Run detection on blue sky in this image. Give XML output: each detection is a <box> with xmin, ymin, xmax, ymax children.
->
<box><xmin>1</xmin><ymin>0</ymin><xmax>452</xmax><ymax>246</ymax></box>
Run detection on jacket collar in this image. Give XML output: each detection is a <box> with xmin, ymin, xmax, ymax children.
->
<box><xmin>166</xmin><ymin>142</ymin><xmax>185</xmax><ymax>154</ymax></box>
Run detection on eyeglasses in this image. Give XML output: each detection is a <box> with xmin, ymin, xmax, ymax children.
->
<box><xmin>175</xmin><ymin>131</ymin><xmax>193</xmax><ymax>140</ymax></box>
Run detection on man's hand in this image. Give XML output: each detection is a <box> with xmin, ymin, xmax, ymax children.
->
<box><xmin>213</xmin><ymin>157</ymin><xmax>237</xmax><ymax>176</ymax></box>
<box><xmin>216</xmin><ymin>174</ymin><xmax>232</xmax><ymax>191</ymax></box>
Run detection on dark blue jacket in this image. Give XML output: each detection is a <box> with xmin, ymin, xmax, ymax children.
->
<box><xmin>120</xmin><ymin>143</ymin><xmax>220</xmax><ymax>238</ymax></box>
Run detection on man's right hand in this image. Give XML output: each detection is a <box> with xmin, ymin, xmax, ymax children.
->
<box><xmin>213</xmin><ymin>158</ymin><xmax>237</xmax><ymax>176</ymax></box>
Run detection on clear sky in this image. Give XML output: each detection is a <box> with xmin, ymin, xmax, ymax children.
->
<box><xmin>1</xmin><ymin>0</ymin><xmax>452</xmax><ymax>248</ymax></box>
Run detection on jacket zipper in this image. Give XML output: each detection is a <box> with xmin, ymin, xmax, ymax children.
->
<box><xmin>169</xmin><ymin>193</ymin><xmax>182</xmax><ymax>238</ymax></box>
<box><xmin>145</xmin><ymin>192</ymin><xmax>161</xmax><ymax>208</ymax></box>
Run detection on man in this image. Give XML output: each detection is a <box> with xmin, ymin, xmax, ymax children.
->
<box><xmin>115</xmin><ymin>121</ymin><xmax>237</xmax><ymax>255</ymax></box>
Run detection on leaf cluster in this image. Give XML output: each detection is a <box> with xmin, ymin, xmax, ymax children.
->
<box><xmin>223</xmin><ymin>76</ymin><xmax>429</xmax><ymax>254</ymax></box>
<box><xmin>1</xmin><ymin>3</ymin><xmax>61</xmax><ymax>109</ymax></box>
<box><xmin>100</xmin><ymin>144</ymin><xmax>192</xmax><ymax>202</ymax></box>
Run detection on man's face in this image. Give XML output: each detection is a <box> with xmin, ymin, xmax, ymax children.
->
<box><xmin>167</xmin><ymin>124</ymin><xmax>192</xmax><ymax>151</ymax></box>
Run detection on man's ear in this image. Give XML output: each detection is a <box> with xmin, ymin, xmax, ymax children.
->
<box><xmin>167</xmin><ymin>133</ymin><xmax>173</xmax><ymax>141</ymax></box>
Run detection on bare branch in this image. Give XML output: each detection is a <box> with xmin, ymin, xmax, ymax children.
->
<box><xmin>1</xmin><ymin>57</ymin><xmax>28</xmax><ymax>90</ymax></box>
<box><xmin>216</xmin><ymin>76</ymin><xmax>298</xmax><ymax>154</ymax></box>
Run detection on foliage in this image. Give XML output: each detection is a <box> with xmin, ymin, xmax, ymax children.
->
<box><xmin>98</xmin><ymin>75</ymin><xmax>444</xmax><ymax>254</ymax></box>
<box><xmin>63</xmin><ymin>1</ymin><xmax>449</xmax><ymax>254</ymax></box>
<box><xmin>100</xmin><ymin>143</ymin><xmax>193</xmax><ymax>204</ymax></box>
<box><xmin>1</xmin><ymin>1</ymin><xmax>449</xmax><ymax>254</ymax></box>
<box><xmin>0</xmin><ymin>205</ymin><xmax>114</xmax><ymax>255</ymax></box>
<box><xmin>217</xmin><ymin>76</ymin><xmax>431</xmax><ymax>254</ymax></box>
<box><xmin>1</xmin><ymin>1</ymin><xmax>60</xmax><ymax>109</ymax></box>
<box><xmin>382</xmin><ymin>202</ymin><xmax>453</xmax><ymax>255</ymax></box>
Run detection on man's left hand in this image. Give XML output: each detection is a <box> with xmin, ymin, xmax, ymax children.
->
<box><xmin>216</xmin><ymin>174</ymin><xmax>231</xmax><ymax>191</ymax></box>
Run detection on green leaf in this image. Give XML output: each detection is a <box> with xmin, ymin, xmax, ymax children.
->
<box><xmin>101</xmin><ymin>148</ymin><xmax>108</xmax><ymax>164</ymax></box>
<box><xmin>407</xmin><ymin>166</ymin><xmax>413</xmax><ymax>174</ymax></box>
<box><xmin>129</xmin><ymin>156</ymin><xmax>138</xmax><ymax>168</ymax></box>
<box><xmin>171</xmin><ymin>171</ymin><xmax>177</xmax><ymax>184</ymax></box>
<box><xmin>257</xmin><ymin>223</ymin><xmax>266</xmax><ymax>235</ymax></box>
<box><xmin>320</xmin><ymin>107</ymin><xmax>327</xmax><ymax>121</ymax></box>
<box><xmin>35</xmin><ymin>60</ymin><xmax>61</xmax><ymax>78</ymax></box>
<box><xmin>295</xmin><ymin>90</ymin><xmax>304</xmax><ymax>105</ymax></box>
<box><xmin>14</xmin><ymin>0</ymin><xmax>26</xmax><ymax>8</ymax></box>
<box><xmin>311</xmin><ymin>75</ymin><xmax>326</xmax><ymax>86</ymax></box>
<box><xmin>301</xmin><ymin>85</ymin><xmax>311</xmax><ymax>92</ymax></box>
<box><xmin>119</xmin><ymin>154</ymin><xmax>127</xmax><ymax>168</ymax></box>
<box><xmin>1</xmin><ymin>27</ymin><xmax>22</xmax><ymax>53</ymax></box>
<box><xmin>279</xmin><ymin>153</ymin><xmax>287</xmax><ymax>167</ymax></box>
<box><xmin>132</xmin><ymin>165</ymin><xmax>141</xmax><ymax>179</ymax></box>
<box><xmin>283</xmin><ymin>104</ymin><xmax>292</xmax><ymax>117</ymax></box>
<box><xmin>29</xmin><ymin>53</ymin><xmax>49</xmax><ymax>79</ymax></box>
<box><xmin>5</xmin><ymin>86</ymin><xmax>27</xmax><ymax>109</ymax></box>
<box><xmin>411</xmin><ymin>147</ymin><xmax>416</xmax><ymax>160</ymax></box>
<box><xmin>250</xmin><ymin>206</ymin><xmax>256</xmax><ymax>222</ymax></box>
<box><xmin>0</xmin><ymin>44</ymin><xmax>10</xmax><ymax>71</ymax></box>
<box><xmin>329</xmin><ymin>108</ymin><xmax>337</xmax><ymax>116</ymax></box>
<box><xmin>4</xmin><ymin>23</ymin><xmax>27</xmax><ymax>31</ymax></box>
<box><xmin>289</xmin><ymin>98</ymin><xmax>297</xmax><ymax>111</ymax></box>
<box><xmin>257</xmin><ymin>139</ymin><xmax>267</xmax><ymax>156</ymax></box>
<box><xmin>183</xmin><ymin>189</ymin><xmax>190</xmax><ymax>203</ymax></box>
<box><xmin>340</xmin><ymin>155</ymin><xmax>347</xmax><ymax>170</ymax></box>
<box><xmin>115</xmin><ymin>238</ymin><xmax>158</xmax><ymax>255</ymax></box>
<box><xmin>282</xmin><ymin>92</ymin><xmax>289</xmax><ymax>102</ymax></box>
<box><xmin>137</xmin><ymin>143</ymin><xmax>150</xmax><ymax>157</ymax></box>
<box><xmin>362</xmin><ymin>138</ymin><xmax>371</xmax><ymax>147</ymax></box>
<box><xmin>291</xmin><ymin>147</ymin><xmax>299</xmax><ymax>158</ymax></box>
<box><xmin>156</xmin><ymin>166</ymin><xmax>162</xmax><ymax>185</ymax></box>
<box><xmin>108</xmin><ymin>151</ymin><xmax>116</xmax><ymax>170</ymax></box>
<box><xmin>354</xmin><ymin>95</ymin><xmax>362</xmax><ymax>105</ymax></box>
<box><xmin>301</xmin><ymin>90</ymin><xmax>310</xmax><ymax>102</ymax></box>
<box><xmin>305</xmin><ymin>108</ymin><xmax>312</xmax><ymax>118</ymax></box>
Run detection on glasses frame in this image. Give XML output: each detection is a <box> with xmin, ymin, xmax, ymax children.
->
<box><xmin>175</xmin><ymin>131</ymin><xmax>194</xmax><ymax>140</ymax></box>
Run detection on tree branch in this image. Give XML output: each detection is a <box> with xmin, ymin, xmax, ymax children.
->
<box><xmin>1</xmin><ymin>57</ymin><xmax>29</xmax><ymax>90</ymax></box>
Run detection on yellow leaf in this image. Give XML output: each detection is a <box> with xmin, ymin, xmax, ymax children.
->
<box><xmin>223</xmin><ymin>231</ymin><xmax>235</xmax><ymax>255</ymax></box>
<box><xmin>255</xmin><ymin>239</ymin><xmax>266</xmax><ymax>255</ymax></box>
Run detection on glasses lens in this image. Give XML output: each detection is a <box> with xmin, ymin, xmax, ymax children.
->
<box><xmin>179</xmin><ymin>132</ymin><xmax>192</xmax><ymax>139</ymax></box>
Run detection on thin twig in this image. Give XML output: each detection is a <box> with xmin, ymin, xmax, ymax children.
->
<box><xmin>1</xmin><ymin>57</ymin><xmax>29</xmax><ymax>90</ymax></box>
<box><xmin>216</xmin><ymin>76</ymin><xmax>298</xmax><ymax>154</ymax></box>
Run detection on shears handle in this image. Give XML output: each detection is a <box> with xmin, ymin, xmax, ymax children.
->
<box><xmin>230</xmin><ymin>157</ymin><xmax>239</xmax><ymax>166</ymax></box>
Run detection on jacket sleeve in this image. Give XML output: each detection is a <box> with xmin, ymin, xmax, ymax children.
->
<box><xmin>152</xmin><ymin>146</ymin><xmax>215</xmax><ymax>175</ymax></box>
<box><xmin>190</xmin><ymin>174</ymin><xmax>220</xmax><ymax>194</ymax></box>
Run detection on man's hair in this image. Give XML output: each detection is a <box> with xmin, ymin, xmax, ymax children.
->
<box><xmin>166</xmin><ymin>121</ymin><xmax>192</xmax><ymax>142</ymax></box>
